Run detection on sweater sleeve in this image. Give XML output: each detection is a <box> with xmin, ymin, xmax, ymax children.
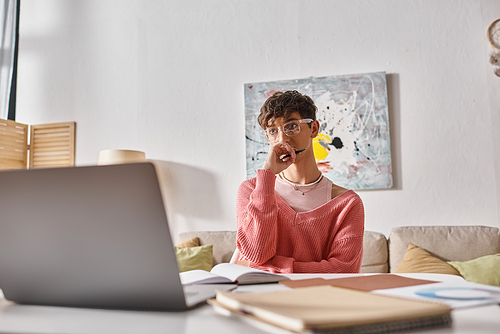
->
<box><xmin>292</xmin><ymin>236</ymin><xmax>364</xmax><ymax>273</ymax></box>
<box><xmin>236</xmin><ymin>169</ymin><xmax>279</xmax><ymax>264</ymax></box>
<box><xmin>249</xmin><ymin>194</ymin><xmax>365</xmax><ymax>273</ymax></box>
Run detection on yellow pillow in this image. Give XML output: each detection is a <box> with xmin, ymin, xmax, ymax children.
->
<box><xmin>395</xmin><ymin>243</ymin><xmax>461</xmax><ymax>275</ymax></box>
<box><xmin>175</xmin><ymin>244</ymin><xmax>213</xmax><ymax>272</ymax></box>
<box><xmin>448</xmin><ymin>254</ymin><xmax>500</xmax><ymax>286</ymax></box>
<box><xmin>175</xmin><ymin>236</ymin><xmax>200</xmax><ymax>248</ymax></box>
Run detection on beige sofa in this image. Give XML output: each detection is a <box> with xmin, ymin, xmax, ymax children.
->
<box><xmin>178</xmin><ymin>225</ymin><xmax>500</xmax><ymax>273</ymax></box>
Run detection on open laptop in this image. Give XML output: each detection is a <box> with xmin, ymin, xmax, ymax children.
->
<box><xmin>0</xmin><ymin>162</ymin><xmax>234</xmax><ymax>311</ymax></box>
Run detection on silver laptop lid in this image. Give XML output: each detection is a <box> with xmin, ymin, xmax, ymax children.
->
<box><xmin>0</xmin><ymin>163</ymin><xmax>189</xmax><ymax>310</ymax></box>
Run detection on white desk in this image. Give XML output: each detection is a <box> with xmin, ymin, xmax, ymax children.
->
<box><xmin>0</xmin><ymin>274</ymin><xmax>498</xmax><ymax>334</ymax></box>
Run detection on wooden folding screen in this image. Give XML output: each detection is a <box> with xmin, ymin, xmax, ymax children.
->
<box><xmin>0</xmin><ymin>119</ymin><xmax>28</xmax><ymax>169</ymax></box>
<box><xmin>0</xmin><ymin>120</ymin><xmax>75</xmax><ymax>170</ymax></box>
<box><xmin>29</xmin><ymin>122</ymin><xmax>76</xmax><ymax>168</ymax></box>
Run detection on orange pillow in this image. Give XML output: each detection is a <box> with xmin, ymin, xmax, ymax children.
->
<box><xmin>395</xmin><ymin>243</ymin><xmax>461</xmax><ymax>275</ymax></box>
<box><xmin>175</xmin><ymin>236</ymin><xmax>200</xmax><ymax>248</ymax></box>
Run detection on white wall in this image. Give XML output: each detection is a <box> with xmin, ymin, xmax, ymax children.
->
<box><xmin>16</xmin><ymin>0</ymin><xmax>500</xmax><ymax>239</ymax></box>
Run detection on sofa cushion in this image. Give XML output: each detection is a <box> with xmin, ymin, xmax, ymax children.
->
<box><xmin>394</xmin><ymin>243</ymin><xmax>461</xmax><ymax>275</ymax></box>
<box><xmin>448</xmin><ymin>254</ymin><xmax>500</xmax><ymax>286</ymax></box>
<box><xmin>175</xmin><ymin>236</ymin><xmax>199</xmax><ymax>248</ymax></box>
<box><xmin>175</xmin><ymin>244</ymin><xmax>213</xmax><ymax>272</ymax></box>
<box><xmin>388</xmin><ymin>226</ymin><xmax>500</xmax><ymax>273</ymax></box>
<box><xmin>360</xmin><ymin>231</ymin><xmax>388</xmax><ymax>273</ymax></box>
<box><xmin>178</xmin><ymin>231</ymin><xmax>237</xmax><ymax>266</ymax></box>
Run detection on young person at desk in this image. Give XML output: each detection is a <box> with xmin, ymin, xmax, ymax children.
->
<box><xmin>232</xmin><ymin>90</ymin><xmax>364</xmax><ymax>273</ymax></box>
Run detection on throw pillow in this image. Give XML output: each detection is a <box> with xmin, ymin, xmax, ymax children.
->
<box><xmin>448</xmin><ymin>254</ymin><xmax>500</xmax><ymax>286</ymax></box>
<box><xmin>175</xmin><ymin>244</ymin><xmax>213</xmax><ymax>272</ymax></box>
<box><xmin>175</xmin><ymin>236</ymin><xmax>200</xmax><ymax>248</ymax></box>
<box><xmin>395</xmin><ymin>243</ymin><xmax>461</xmax><ymax>275</ymax></box>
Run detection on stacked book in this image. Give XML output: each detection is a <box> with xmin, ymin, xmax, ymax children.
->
<box><xmin>209</xmin><ymin>284</ymin><xmax>452</xmax><ymax>333</ymax></box>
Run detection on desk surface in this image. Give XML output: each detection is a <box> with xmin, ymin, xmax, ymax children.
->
<box><xmin>0</xmin><ymin>273</ymin><xmax>498</xmax><ymax>334</ymax></box>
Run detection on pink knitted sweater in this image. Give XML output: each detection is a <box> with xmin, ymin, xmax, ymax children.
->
<box><xmin>236</xmin><ymin>169</ymin><xmax>364</xmax><ymax>273</ymax></box>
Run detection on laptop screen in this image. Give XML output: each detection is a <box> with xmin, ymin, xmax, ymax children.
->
<box><xmin>0</xmin><ymin>163</ymin><xmax>188</xmax><ymax>310</ymax></box>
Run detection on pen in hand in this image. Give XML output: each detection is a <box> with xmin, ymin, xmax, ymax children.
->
<box><xmin>279</xmin><ymin>149</ymin><xmax>305</xmax><ymax>161</ymax></box>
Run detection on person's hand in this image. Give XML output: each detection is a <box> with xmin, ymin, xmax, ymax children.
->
<box><xmin>234</xmin><ymin>260</ymin><xmax>249</xmax><ymax>267</ymax></box>
<box><xmin>262</xmin><ymin>141</ymin><xmax>296</xmax><ymax>174</ymax></box>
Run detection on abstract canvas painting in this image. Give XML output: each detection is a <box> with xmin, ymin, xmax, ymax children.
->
<box><xmin>244</xmin><ymin>72</ymin><xmax>393</xmax><ymax>189</ymax></box>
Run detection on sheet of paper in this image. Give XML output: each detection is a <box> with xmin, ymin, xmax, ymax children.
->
<box><xmin>179</xmin><ymin>270</ymin><xmax>231</xmax><ymax>285</ymax></box>
<box><xmin>373</xmin><ymin>281</ymin><xmax>500</xmax><ymax>309</ymax></box>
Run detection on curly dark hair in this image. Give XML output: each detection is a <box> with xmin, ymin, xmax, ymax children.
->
<box><xmin>257</xmin><ymin>90</ymin><xmax>317</xmax><ymax>129</ymax></box>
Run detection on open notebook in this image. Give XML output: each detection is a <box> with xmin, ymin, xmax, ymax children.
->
<box><xmin>0</xmin><ymin>163</ymin><xmax>234</xmax><ymax>311</ymax></box>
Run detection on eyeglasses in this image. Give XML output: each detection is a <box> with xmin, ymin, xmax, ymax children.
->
<box><xmin>263</xmin><ymin>118</ymin><xmax>314</xmax><ymax>141</ymax></box>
